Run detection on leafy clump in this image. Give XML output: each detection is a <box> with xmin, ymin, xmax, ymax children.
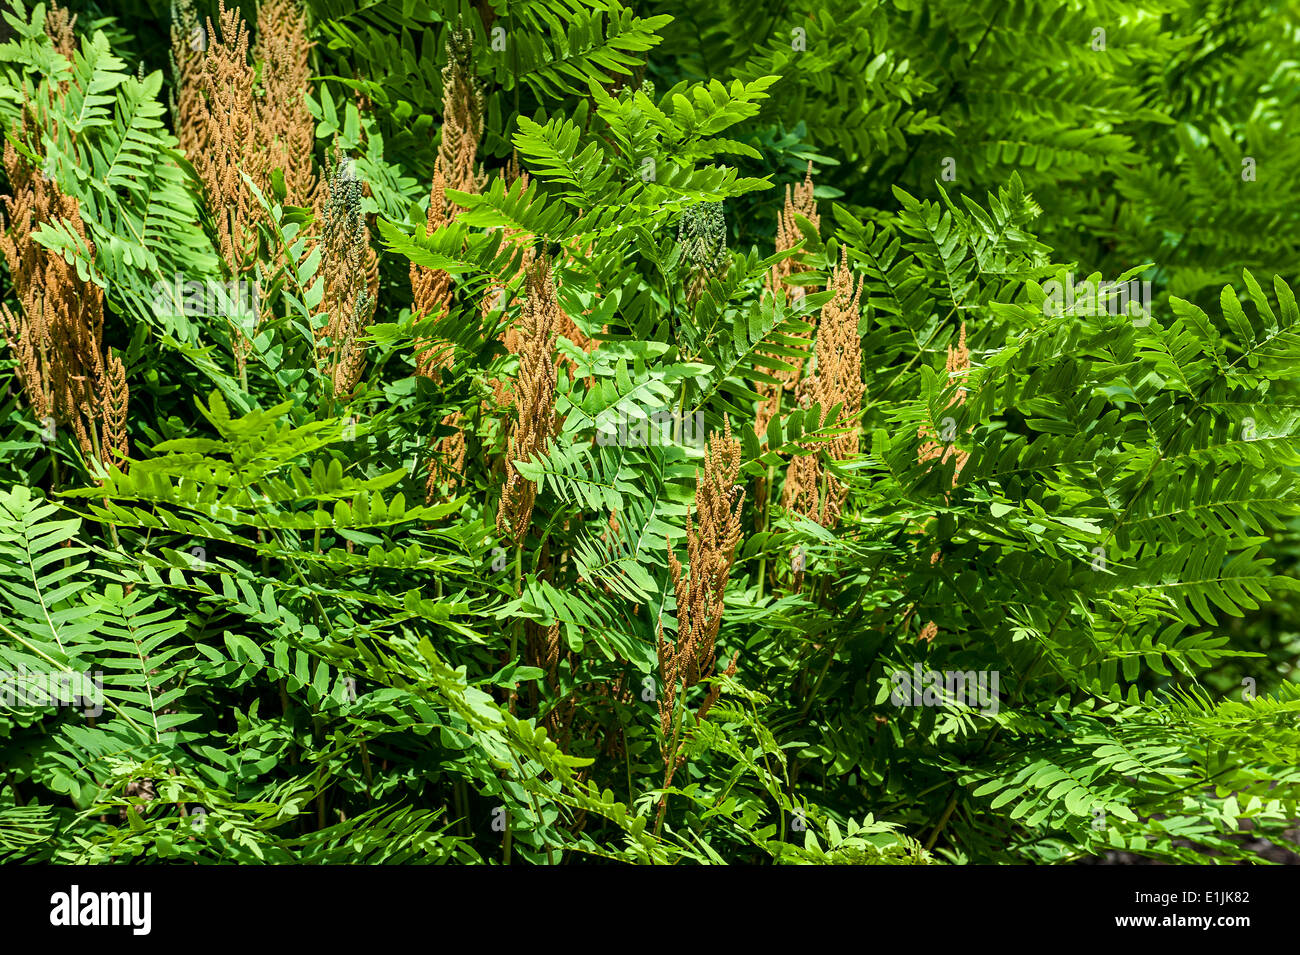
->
<box><xmin>0</xmin><ymin>0</ymin><xmax>1298</xmax><ymax>866</ymax></box>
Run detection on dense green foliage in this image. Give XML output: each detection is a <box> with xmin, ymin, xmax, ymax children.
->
<box><xmin>2</xmin><ymin>0</ymin><xmax>1299</xmax><ymax>864</ymax></box>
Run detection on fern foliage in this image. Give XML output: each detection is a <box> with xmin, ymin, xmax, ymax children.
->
<box><xmin>0</xmin><ymin>0</ymin><xmax>1298</xmax><ymax>866</ymax></box>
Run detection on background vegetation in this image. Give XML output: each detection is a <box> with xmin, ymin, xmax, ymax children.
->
<box><xmin>1</xmin><ymin>0</ymin><xmax>1299</xmax><ymax>864</ymax></box>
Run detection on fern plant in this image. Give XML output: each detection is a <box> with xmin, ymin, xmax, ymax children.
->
<box><xmin>0</xmin><ymin>0</ymin><xmax>1297</xmax><ymax>866</ymax></box>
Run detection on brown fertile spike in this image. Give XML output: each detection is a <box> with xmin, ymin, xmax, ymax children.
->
<box><xmin>767</xmin><ymin>162</ymin><xmax>820</xmax><ymax>298</ymax></box>
<box><xmin>409</xmin><ymin>24</ymin><xmax>489</xmax><ymax>383</ymax></box>
<box><xmin>501</xmin><ymin>154</ymin><xmax>535</xmax><ymax>279</ymax></box>
<box><xmin>682</xmin><ymin>418</ymin><xmax>745</xmax><ymax>680</ymax></box>
<box><xmin>496</xmin><ymin>256</ymin><xmax>562</xmax><ymax>544</ymax></box>
<box><xmin>916</xmin><ymin>322</ymin><xmax>972</xmax><ymax>488</ymax></box>
<box><xmin>408</xmin><ymin>23</ymin><xmax>488</xmax><ymax>369</ymax></box>
<box><xmin>661</xmin><ymin>421</ymin><xmax>744</xmax><ymax>691</ymax></box>
<box><xmin>417</xmin><ymin>91</ymin><xmax>544</xmax><ymax>502</ymax></box>
<box><xmin>43</xmin><ymin>2</ymin><xmax>77</xmax><ymax>62</ymax></box>
<box><xmin>319</xmin><ymin>153</ymin><xmax>373</xmax><ymax>396</ymax></box>
<box><xmin>101</xmin><ymin>353</ymin><xmax>130</xmax><ymax>471</ymax></box>
<box><xmin>170</xmin><ymin>0</ymin><xmax>206</xmax><ymax>157</ymax></box>
<box><xmin>361</xmin><ymin>205</ymin><xmax>381</xmax><ymax>323</ymax></box>
<box><xmin>697</xmin><ymin>650</ymin><xmax>739</xmax><ymax>722</ymax></box>
<box><xmin>255</xmin><ymin>0</ymin><xmax>319</xmax><ymax>211</ymax></box>
<box><xmin>333</xmin><ymin>292</ymin><xmax>373</xmax><ymax>396</ymax></box>
<box><xmin>438</xmin><ymin>25</ymin><xmax>487</xmax><ymax>201</ymax></box>
<box><xmin>191</xmin><ymin>1</ymin><xmax>264</xmax><ymax>379</ymax></box>
<box><xmin>0</xmin><ymin>140</ymin><xmax>123</xmax><ymax>474</ymax></box>
<box><xmin>813</xmin><ymin>247</ymin><xmax>864</xmax><ymax>442</ymax></box>
<box><xmin>655</xmin><ymin>612</ymin><xmax>679</xmax><ymax>738</ymax></box>
<box><xmin>193</xmin><ymin>2</ymin><xmax>261</xmax><ymax>276</ymax></box>
<box><xmin>411</xmin><ymin>159</ymin><xmax>455</xmax><ymax>377</ymax></box>
<box><xmin>422</xmin><ymin>166</ymin><xmax>532</xmax><ymax>498</ymax></box>
<box><xmin>780</xmin><ymin>374</ymin><xmax>821</xmax><ymax>518</ymax></box>
<box><xmin>780</xmin><ymin>246</ymin><xmax>863</xmax><ymax>528</ymax></box>
<box><xmin>656</xmin><ymin>419</ymin><xmax>744</xmax><ymax>787</ymax></box>
<box><xmin>947</xmin><ymin>322</ymin><xmax>970</xmax><ymax>402</ymax></box>
<box><xmin>809</xmin><ymin>245</ymin><xmax>864</xmax><ymax>525</ymax></box>
<box><xmin>756</xmin><ymin>163</ymin><xmax>820</xmax><ymax>437</ymax></box>
<box><xmin>0</xmin><ymin>142</ymin><xmax>52</xmax><ymax>424</ymax></box>
<box><xmin>0</xmin><ymin>303</ymin><xmax>49</xmax><ymax>421</ymax></box>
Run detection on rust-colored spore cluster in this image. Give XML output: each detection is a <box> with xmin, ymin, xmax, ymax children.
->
<box><xmin>192</xmin><ymin>2</ymin><xmax>261</xmax><ymax>278</ymax></box>
<box><xmin>782</xmin><ymin>246</ymin><xmax>864</xmax><ymax>528</ymax></box>
<box><xmin>180</xmin><ymin>0</ymin><xmax>331</xmax><ymax>381</ymax></box>
<box><xmin>411</xmin><ymin>24</ymin><xmax>488</xmax><ymax>376</ymax></box>
<box><xmin>1</xmin><ymin>7</ymin><xmax>130</xmax><ymax>477</ymax></box>
<box><xmin>411</xmin><ymin>26</ymin><xmax>490</xmax><ymax>496</ymax></box>
<box><xmin>496</xmin><ymin>257</ymin><xmax>563</xmax><ymax>545</ymax></box>
<box><xmin>757</xmin><ymin>163</ymin><xmax>821</xmax><ymax>438</ymax></box>
<box><xmin>255</xmin><ymin>0</ymin><xmax>319</xmax><ymax>212</ymax></box>
<box><xmin>657</xmin><ymin>419</ymin><xmax>745</xmax><ymax>787</ymax></box>
<box><xmin>917</xmin><ymin>322</ymin><xmax>971</xmax><ymax>487</ymax></box>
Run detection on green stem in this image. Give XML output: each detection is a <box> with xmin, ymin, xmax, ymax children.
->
<box><xmin>508</xmin><ymin>540</ymin><xmax>523</xmax><ymax>713</ymax></box>
<box><xmin>502</xmin><ymin>808</ymin><xmax>513</xmax><ymax>865</ymax></box>
<box><xmin>653</xmin><ymin>675</ymin><xmax>687</xmax><ymax>838</ymax></box>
